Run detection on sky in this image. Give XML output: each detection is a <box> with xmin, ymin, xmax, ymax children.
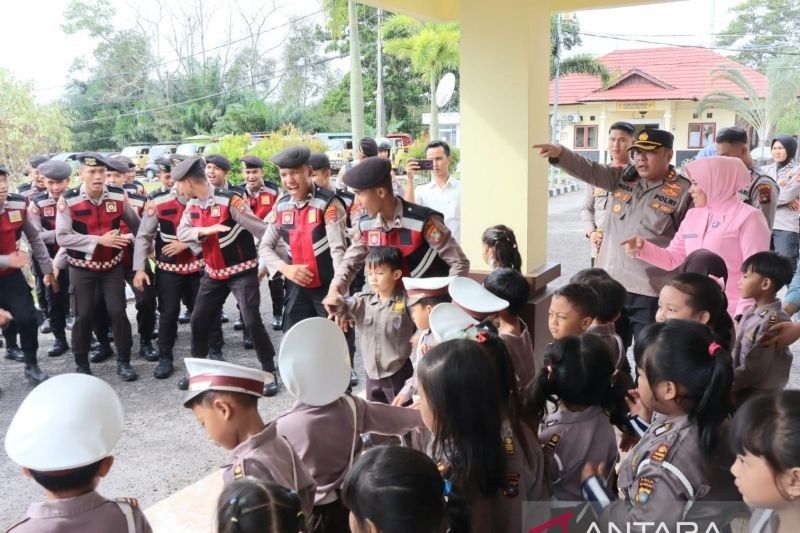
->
<box><xmin>2</xmin><ymin>0</ymin><xmax>742</xmax><ymax>103</ymax></box>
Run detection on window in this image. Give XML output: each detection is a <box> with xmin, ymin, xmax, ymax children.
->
<box><xmin>574</xmin><ymin>126</ymin><xmax>598</xmax><ymax>149</ymax></box>
<box><xmin>688</xmin><ymin>123</ymin><xmax>716</xmax><ymax>149</ymax></box>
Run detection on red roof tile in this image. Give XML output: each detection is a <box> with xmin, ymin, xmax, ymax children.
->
<box><xmin>549</xmin><ymin>47</ymin><xmax>767</xmax><ymax>105</ymax></box>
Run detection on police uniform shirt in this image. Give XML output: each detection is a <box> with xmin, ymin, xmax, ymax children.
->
<box><xmin>224</xmin><ymin>421</ymin><xmax>316</xmax><ymax>520</ymax></box>
<box><xmin>176</xmin><ymin>184</ymin><xmax>267</xmax><ymax>244</ymax></box>
<box><xmin>6</xmin><ymin>490</ymin><xmax>152</xmax><ymax>533</ymax></box>
<box><xmin>500</xmin><ymin>318</ymin><xmax>537</xmax><ymax>391</ymax></box>
<box><xmin>132</xmin><ymin>188</ymin><xmax>202</xmax><ymax>272</ymax></box>
<box><xmin>586</xmin><ymin>322</ymin><xmax>632</xmax><ymax>378</ymax></box>
<box><xmin>582</xmin><ymin>184</ymin><xmax>611</xmax><ymax>236</ymax></box>
<box><xmin>331</xmin><ymin>197</ymin><xmax>470</xmax><ymax>294</ymax></box>
<box><xmin>732</xmin><ymin>301</ymin><xmax>793</xmax><ymax>401</ymax></box>
<box><xmin>761</xmin><ymin>161</ymin><xmax>800</xmax><ymax>233</ymax></box>
<box><xmin>397</xmin><ymin>329</ymin><xmax>436</xmax><ymax>400</ymax></box>
<box><xmin>554</xmin><ymin>147</ymin><xmax>692</xmax><ymax>297</ymax></box>
<box><xmin>28</xmin><ymin>193</ymin><xmax>59</xmax><ymax>248</ymax></box>
<box><xmin>739</xmin><ymin>168</ymin><xmax>778</xmax><ymax>229</ymax></box>
<box><xmin>0</xmin><ymin>196</ymin><xmax>53</xmax><ymax>274</ymax></box>
<box><xmin>749</xmin><ymin>509</ymin><xmax>779</xmax><ymax>533</ymax></box>
<box><xmin>276</xmin><ymin>395</ymin><xmax>424</xmax><ymax>504</ymax></box>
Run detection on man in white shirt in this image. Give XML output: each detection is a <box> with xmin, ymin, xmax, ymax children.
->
<box><xmin>405</xmin><ymin>140</ymin><xmax>461</xmax><ymax>242</ymax></box>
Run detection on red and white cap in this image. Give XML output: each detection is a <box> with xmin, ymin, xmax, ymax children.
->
<box><xmin>403</xmin><ymin>276</ymin><xmax>455</xmax><ymax>306</ymax></box>
<box><xmin>448</xmin><ymin>276</ymin><xmax>509</xmax><ymax>320</ymax></box>
<box><xmin>182</xmin><ymin>358</ymin><xmax>271</xmax><ymax>407</ymax></box>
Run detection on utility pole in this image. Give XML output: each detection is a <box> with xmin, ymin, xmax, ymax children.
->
<box><xmin>376</xmin><ymin>9</ymin><xmax>386</xmax><ymax>137</ymax></box>
<box><xmin>550</xmin><ymin>14</ymin><xmax>563</xmax><ymax>184</ymax></box>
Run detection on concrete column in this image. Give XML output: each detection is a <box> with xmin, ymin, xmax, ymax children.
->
<box><xmin>599</xmin><ymin>106</ymin><xmax>608</xmax><ymax>163</ymax></box>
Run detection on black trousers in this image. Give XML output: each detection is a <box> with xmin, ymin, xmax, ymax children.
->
<box><xmin>625</xmin><ymin>292</ymin><xmax>659</xmax><ymax>346</ymax></box>
<box><xmin>191</xmin><ymin>270</ymin><xmax>275</xmax><ymax>371</ymax></box>
<box><xmin>0</xmin><ymin>270</ymin><xmax>39</xmax><ymax>364</ymax></box>
<box><xmin>46</xmin><ymin>268</ymin><xmax>70</xmax><ymax>339</ymax></box>
<box><xmin>156</xmin><ymin>270</ymin><xmax>222</xmax><ymax>355</ymax></box>
<box><xmin>267</xmin><ymin>274</ymin><xmax>285</xmax><ymax>317</ymax></box>
<box><xmin>94</xmin><ymin>265</ymin><xmax>157</xmax><ymax>343</ymax></box>
<box><xmin>282</xmin><ymin>282</ymin><xmax>328</xmax><ymax>332</ymax></box>
<box><xmin>366</xmin><ymin>359</ymin><xmax>414</xmax><ymax>405</ymax></box>
<box><xmin>69</xmin><ymin>264</ymin><xmax>132</xmax><ymax>363</ymax></box>
<box><xmin>32</xmin><ymin>258</ymin><xmax>48</xmax><ymax>316</ymax></box>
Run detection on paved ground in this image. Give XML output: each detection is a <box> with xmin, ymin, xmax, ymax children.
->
<box><xmin>1</xmin><ymin>187</ymin><xmax>798</xmax><ymax>527</ymax></box>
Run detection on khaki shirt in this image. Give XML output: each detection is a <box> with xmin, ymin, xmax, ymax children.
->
<box><xmin>500</xmin><ymin>318</ymin><xmax>537</xmax><ymax>391</ymax></box>
<box><xmin>554</xmin><ymin>148</ymin><xmax>693</xmax><ymax>297</ymax></box>
<box><xmin>132</xmin><ymin>189</ymin><xmax>202</xmax><ymax>272</ymax></box>
<box><xmin>176</xmin><ymin>184</ymin><xmax>266</xmax><ymax>244</ymax></box>
<box><xmin>739</xmin><ymin>168</ymin><xmax>778</xmax><ymax>229</ymax></box>
<box><xmin>761</xmin><ymin>162</ymin><xmax>800</xmax><ymax>233</ymax></box>
<box><xmin>0</xmin><ymin>199</ymin><xmax>53</xmax><ymax>274</ymax></box>
<box><xmin>732</xmin><ymin>301</ymin><xmax>792</xmax><ymax>402</ymax></box>
<box><xmin>27</xmin><ymin>193</ymin><xmax>58</xmax><ymax>247</ymax></box>
<box><xmin>7</xmin><ymin>491</ymin><xmax>152</xmax><ymax>533</ymax></box>
<box><xmin>582</xmin><ymin>185</ymin><xmax>611</xmax><ymax>236</ymax></box>
<box><xmin>749</xmin><ymin>509</ymin><xmax>779</xmax><ymax>533</ymax></box>
<box><xmin>345</xmin><ymin>290</ymin><xmax>416</xmax><ymax>379</ymax></box>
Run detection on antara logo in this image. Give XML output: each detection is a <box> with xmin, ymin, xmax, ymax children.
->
<box><xmin>527</xmin><ymin>512</ymin><xmax>723</xmax><ymax>533</ymax></box>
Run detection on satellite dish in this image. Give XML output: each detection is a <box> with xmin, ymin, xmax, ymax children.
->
<box><xmin>435</xmin><ymin>72</ymin><xmax>456</xmax><ymax>108</ymax></box>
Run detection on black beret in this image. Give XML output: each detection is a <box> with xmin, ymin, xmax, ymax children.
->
<box><xmin>239</xmin><ymin>155</ymin><xmax>264</xmax><ymax>169</ymax></box>
<box><xmin>0</xmin><ymin>164</ymin><xmax>8</xmax><ymax>176</ymax></box>
<box><xmin>37</xmin><ymin>160</ymin><xmax>72</xmax><ymax>181</ymax></box>
<box><xmin>169</xmin><ymin>154</ymin><xmax>187</xmax><ymax>167</ymax></box>
<box><xmin>629</xmin><ymin>129</ymin><xmax>674</xmax><ymax>151</ymax></box>
<box><xmin>172</xmin><ymin>156</ymin><xmax>206</xmax><ymax>182</ymax></box>
<box><xmin>359</xmin><ymin>137</ymin><xmax>378</xmax><ymax>157</ymax></box>
<box><xmin>308</xmin><ymin>152</ymin><xmax>330</xmax><ymax>170</ymax></box>
<box><xmin>270</xmin><ymin>146</ymin><xmax>311</xmax><ymax>168</ymax></box>
<box><xmin>154</xmin><ymin>156</ymin><xmax>173</xmax><ymax>172</ymax></box>
<box><xmin>609</xmin><ymin>121</ymin><xmax>635</xmax><ymax>135</ymax></box>
<box><xmin>377</xmin><ymin>140</ymin><xmax>392</xmax><ymax>152</ymax></box>
<box><xmin>28</xmin><ymin>155</ymin><xmax>49</xmax><ymax>168</ymax></box>
<box><xmin>205</xmin><ymin>154</ymin><xmax>231</xmax><ymax>171</ymax></box>
<box><xmin>106</xmin><ymin>157</ymin><xmax>129</xmax><ymax>173</ymax></box>
<box><xmin>114</xmin><ymin>155</ymin><xmax>136</xmax><ymax>169</ymax></box>
<box><xmin>77</xmin><ymin>152</ymin><xmax>111</xmax><ymax>169</ymax></box>
<box><xmin>342</xmin><ymin>157</ymin><xmax>392</xmax><ymax>190</ymax></box>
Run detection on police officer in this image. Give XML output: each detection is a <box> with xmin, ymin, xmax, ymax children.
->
<box><xmin>56</xmin><ymin>152</ymin><xmax>140</xmax><ymax>380</ymax></box>
<box><xmin>715</xmin><ymin>126</ymin><xmax>777</xmax><ymax>229</ymax></box>
<box><xmin>175</xmin><ymin>156</ymin><xmax>278</xmax><ymax>396</ymax></box>
<box><xmin>233</xmin><ymin>155</ymin><xmax>284</xmax><ymax>332</ymax></box>
<box><xmin>28</xmin><ymin>160</ymin><xmax>72</xmax><ymax>358</ymax></box>
<box><xmin>258</xmin><ymin>147</ymin><xmax>348</xmax><ymax>333</ymax></box>
<box><xmin>113</xmin><ymin>155</ymin><xmax>145</xmax><ymax>194</ymax></box>
<box><xmin>535</xmin><ymin>130</ymin><xmax>693</xmax><ymax>343</ymax></box>
<box><xmin>203</xmin><ymin>153</ymin><xmax>232</xmax><ymax>325</ymax></box>
<box><xmin>0</xmin><ymin>163</ymin><xmax>53</xmax><ymax>384</ymax></box>
<box><xmin>323</xmin><ymin>157</ymin><xmax>470</xmax><ymax>311</ymax></box>
<box><xmin>17</xmin><ymin>155</ymin><xmax>48</xmax><ymax>198</ymax></box>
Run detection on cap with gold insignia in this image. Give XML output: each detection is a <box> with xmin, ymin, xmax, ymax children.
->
<box><xmin>182</xmin><ymin>358</ymin><xmax>270</xmax><ymax>407</ymax></box>
<box><xmin>404</xmin><ymin>276</ymin><xmax>455</xmax><ymax>307</ymax></box>
<box><xmin>308</xmin><ymin>152</ymin><xmax>331</xmax><ymax>171</ymax></box>
<box><xmin>5</xmin><ymin>374</ymin><xmax>124</xmax><ymax>471</ymax></box>
<box><xmin>429</xmin><ymin>302</ymin><xmax>480</xmax><ymax>343</ymax></box>
<box><xmin>629</xmin><ymin>129</ymin><xmax>674</xmax><ymax>151</ymax></box>
<box><xmin>0</xmin><ymin>165</ymin><xmax>8</xmax><ymax>176</ymax></box>
<box><xmin>106</xmin><ymin>157</ymin><xmax>129</xmax><ymax>173</ymax></box>
<box><xmin>113</xmin><ymin>155</ymin><xmax>136</xmax><ymax>169</ymax></box>
<box><xmin>77</xmin><ymin>151</ymin><xmax>111</xmax><ymax>169</ymax></box>
<box><xmin>154</xmin><ymin>156</ymin><xmax>173</xmax><ymax>172</ymax></box>
<box><xmin>205</xmin><ymin>154</ymin><xmax>231</xmax><ymax>171</ymax></box>
<box><xmin>279</xmin><ymin>317</ymin><xmax>351</xmax><ymax>406</ymax></box>
<box><xmin>38</xmin><ymin>160</ymin><xmax>72</xmax><ymax>181</ymax></box>
<box><xmin>270</xmin><ymin>146</ymin><xmax>311</xmax><ymax>169</ymax></box>
<box><xmin>172</xmin><ymin>156</ymin><xmax>206</xmax><ymax>182</ymax></box>
<box><xmin>449</xmin><ymin>276</ymin><xmax>509</xmax><ymax>320</ymax></box>
<box><xmin>28</xmin><ymin>155</ymin><xmax>49</xmax><ymax>169</ymax></box>
<box><xmin>170</xmin><ymin>154</ymin><xmax>187</xmax><ymax>167</ymax></box>
<box><xmin>239</xmin><ymin>155</ymin><xmax>264</xmax><ymax>169</ymax></box>
<box><xmin>342</xmin><ymin>156</ymin><xmax>392</xmax><ymax>190</ymax></box>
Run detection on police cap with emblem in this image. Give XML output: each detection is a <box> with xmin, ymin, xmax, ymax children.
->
<box><xmin>114</xmin><ymin>155</ymin><xmax>136</xmax><ymax>169</ymax></box>
<box><xmin>270</xmin><ymin>146</ymin><xmax>311</xmax><ymax>169</ymax></box>
<box><xmin>239</xmin><ymin>155</ymin><xmax>264</xmax><ymax>169</ymax></box>
<box><xmin>205</xmin><ymin>154</ymin><xmax>231</xmax><ymax>171</ymax></box>
<box><xmin>77</xmin><ymin>151</ymin><xmax>111</xmax><ymax>169</ymax></box>
<box><xmin>629</xmin><ymin>129</ymin><xmax>674</xmax><ymax>151</ymax></box>
<box><xmin>155</xmin><ymin>156</ymin><xmax>173</xmax><ymax>173</ymax></box>
<box><xmin>38</xmin><ymin>160</ymin><xmax>72</xmax><ymax>181</ymax></box>
<box><xmin>308</xmin><ymin>152</ymin><xmax>331</xmax><ymax>171</ymax></box>
<box><xmin>342</xmin><ymin>156</ymin><xmax>392</xmax><ymax>190</ymax></box>
<box><xmin>28</xmin><ymin>155</ymin><xmax>49</xmax><ymax>169</ymax></box>
<box><xmin>169</xmin><ymin>154</ymin><xmax>187</xmax><ymax>167</ymax></box>
<box><xmin>172</xmin><ymin>156</ymin><xmax>207</xmax><ymax>182</ymax></box>
<box><xmin>106</xmin><ymin>157</ymin><xmax>129</xmax><ymax>173</ymax></box>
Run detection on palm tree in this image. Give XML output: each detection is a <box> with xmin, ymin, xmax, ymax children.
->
<box><xmin>323</xmin><ymin>0</ymin><xmax>365</xmax><ymax>142</ymax></box>
<box><xmin>553</xmin><ymin>55</ymin><xmax>611</xmax><ymax>84</ymax></box>
<box><xmin>383</xmin><ymin>15</ymin><xmax>459</xmax><ymax>141</ymax></box>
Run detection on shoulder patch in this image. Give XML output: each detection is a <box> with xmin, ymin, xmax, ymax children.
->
<box><xmin>757</xmin><ymin>183</ymin><xmax>773</xmax><ymax>204</ymax></box>
<box><xmin>265</xmin><ymin>210</ymin><xmax>278</xmax><ymax>225</ymax></box>
<box><xmin>545</xmin><ymin>433</ymin><xmax>560</xmax><ymax>451</ymax></box>
<box><xmin>325</xmin><ymin>203</ymin><xmax>339</xmax><ymax>224</ymax></box>
<box><xmin>28</xmin><ymin>203</ymin><xmax>40</xmax><ymax>216</ymax></box>
<box><xmin>423</xmin><ymin>219</ymin><xmax>443</xmax><ymax>245</ymax></box>
<box><xmin>635</xmin><ymin>477</ymin><xmax>656</xmax><ymax>503</ymax></box>
<box><xmin>503</xmin><ymin>472</ymin><xmax>521</xmax><ymax>498</ymax></box>
<box><xmin>230</xmin><ymin>194</ymin><xmax>246</xmax><ymax>213</ymax></box>
<box><xmin>233</xmin><ymin>462</ymin><xmax>245</xmax><ymax>480</ymax></box>
<box><xmin>145</xmin><ymin>201</ymin><xmax>156</xmax><ymax>217</ymax></box>
<box><xmin>57</xmin><ymin>198</ymin><xmax>67</xmax><ymax>212</ymax></box>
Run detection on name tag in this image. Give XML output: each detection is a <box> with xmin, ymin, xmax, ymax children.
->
<box><xmin>105</xmin><ymin>202</ymin><xmax>117</xmax><ymax>213</ymax></box>
<box><xmin>8</xmin><ymin>210</ymin><xmax>21</xmax><ymax>224</ymax></box>
<box><xmin>308</xmin><ymin>210</ymin><xmax>317</xmax><ymax>224</ymax></box>
<box><xmin>684</xmin><ymin>233</ymin><xmax>697</xmax><ymax>239</ymax></box>
<box><xmin>260</xmin><ymin>195</ymin><xmax>271</xmax><ymax>205</ymax></box>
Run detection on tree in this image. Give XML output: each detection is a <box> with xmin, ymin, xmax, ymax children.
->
<box><xmin>278</xmin><ymin>18</ymin><xmax>336</xmax><ymax>109</ymax></box>
<box><xmin>0</xmin><ymin>69</ymin><xmax>71</xmax><ymax>181</ymax></box>
<box><xmin>383</xmin><ymin>15</ymin><xmax>459</xmax><ymax>140</ymax></box>
<box><xmin>550</xmin><ymin>14</ymin><xmax>610</xmax><ymax>84</ymax></box>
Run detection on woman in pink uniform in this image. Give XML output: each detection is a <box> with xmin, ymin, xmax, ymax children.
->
<box><xmin>622</xmin><ymin>156</ymin><xmax>770</xmax><ymax>317</ymax></box>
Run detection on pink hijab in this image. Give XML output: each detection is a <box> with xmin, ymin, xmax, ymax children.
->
<box><xmin>684</xmin><ymin>156</ymin><xmax>751</xmax><ymax>214</ymax></box>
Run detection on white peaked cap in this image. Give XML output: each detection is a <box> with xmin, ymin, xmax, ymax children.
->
<box><xmin>448</xmin><ymin>276</ymin><xmax>509</xmax><ymax>318</ymax></box>
<box><xmin>430</xmin><ymin>303</ymin><xmax>480</xmax><ymax>344</ymax></box>
<box><xmin>183</xmin><ymin>358</ymin><xmax>270</xmax><ymax>407</ymax></box>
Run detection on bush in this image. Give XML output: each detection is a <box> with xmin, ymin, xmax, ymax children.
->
<box><xmin>399</xmin><ymin>134</ymin><xmax>460</xmax><ymax>174</ymax></box>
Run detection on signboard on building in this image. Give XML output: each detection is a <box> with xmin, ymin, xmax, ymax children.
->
<box><xmin>615</xmin><ymin>101</ymin><xmax>656</xmax><ymax>111</ymax></box>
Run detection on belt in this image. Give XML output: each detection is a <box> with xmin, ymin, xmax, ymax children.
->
<box><xmin>156</xmin><ymin>259</ymin><xmax>205</xmax><ymax>274</ymax></box>
<box><xmin>68</xmin><ymin>252</ymin><xmax>123</xmax><ymax>272</ymax></box>
<box><xmin>205</xmin><ymin>258</ymin><xmax>258</xmax><ymax>279</ymax></box>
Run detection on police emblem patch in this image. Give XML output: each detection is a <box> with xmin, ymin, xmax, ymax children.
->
<box><xmin>211</xmin><ymin>205</ymin><xmax>221</xmax><ymax>218</ymax></box>
<box><xmin>503</xmin><ymin>472</ymin><xmax>521</xmax><ymax>498</ymax></box>
<box><xmin>613</xmin><ymin>204</ymin><xmax>622</xmax><ymax>213</ymax></box>
<box><xmin>57</xmin><ymin>200</ymin><xmax>66</xmax><ymax>212</ymax></box>
<box><xmin>324</xmin><ymin>205</ymin><xmax>338</xmax><ymax>224</ymax></box>
<box><xmin>44</xmin><ymin>207</ymin><xmax>55</xmax><ymax>218</ymax></box>
<box><xmin>105</xmin><ymin>202</ymin><xmax>117</xmax><ymax>213</ymax></box>
<box><xmin>758</xmin><ymin>183</ymin><xmax>772</xmax><ymax>204</ymax></box>
<box><xmin>230</xmin><ymin>195</ymin><xmax>246</xmax><ymax>213</ymax></box>
<box><xmin>260</xmin><ymin>195</ymin><xmax>271</xmax><ymax>205</ymax></box>
<box><xmin>29</xmin><ymin>205</ymin><xmax>40</xmax><ymax>216</ymax></box>
<box><xmin>424</xmin><ymin>220</ymin><xmax>443</xmax><ymax>244</ymax></box>
<box><xmin>368</xmin><ymin>230</ymin><xmax>381</xmax><ymax>246</ymax></box>
<box><xmin>636</xmin><ymin>477</ymin><xmax>655</xmax><ymax>503</ymax></box>
<box><xmin>145</xmin><ymin>201</ymin><xmax>155</xmax><ymax>217</ymax></box>
<box><xmin>281</xmin><ymin>211</ymin><xmax>294</xmax><ymax>225</ymax></box>
<box><xmin>308</xmin><ymin>209</ymin><xmax>318</xmax><ymax>224</ymax></box>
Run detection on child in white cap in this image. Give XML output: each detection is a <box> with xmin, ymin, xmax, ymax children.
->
<box><xmin>182</xmin><ymin>358</ymin><xmax>316</xmax><ymax>521</ymax></box>
<box><xmin>275</xmin><ymin>317</ymin><xmax>425</xmax><ymax>531</ymax></box>
<box><xmin>4</xmin><ymin>374</ymin><xmax>152</xmax><ymax>532</ymax></box>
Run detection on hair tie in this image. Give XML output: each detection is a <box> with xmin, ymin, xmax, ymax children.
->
<box><xmin>475</xmin><ymin>330</ymin><xmax>488</xmax><ymax>344</ymax></box>
<box><xmin>443</xmin><ymin>479</ymin><xmax>453</xmax><ymax>497</ymax></box>
<box><xmin>708</xmin><ymin>342</ymin><xmax>721</xmax><ymax>357</ymax></box>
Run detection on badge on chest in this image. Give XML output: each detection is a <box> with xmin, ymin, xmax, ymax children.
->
<box><xmin>281</xmin><ymin>211</ymin><xmax>294</xmax><ymax>226</ymax></box>
<box><xmin>105</xmin><ymin>202</ymin><xmax>117</xmax><ymax>213</ymax></box>
<box><xmin>308</xmin><ymin>209</ymin><xmax>318</xmax><ymax>224</ymax></box>
<box><xmin>7</xmin><ymin>210</ymin><xmax>21</xmax><ymax>224</ymax></box>
<box><xmin>368</xmin><ymin>230</ymin><xmax>382</xmax><ymax>246</ymax></box>
<box><xmin>43</xmin><ymin>207</ymin><xmax>55</xmax><ymax>218</ymax></box>
<box><xmin>210</xmin><ymin>205</ymin><xmax>221</xmax><ymax>218</ymax></box>
<box><xmin>260</xmin><ymin>195</ymin><xmax>271</xmax><ymax>205</ymax></box>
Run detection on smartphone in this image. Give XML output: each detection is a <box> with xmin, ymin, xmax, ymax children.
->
<box><xmin>416</xmin><ymin>159</ymin><xmax>434</xmax><ymax>171</ymax></box>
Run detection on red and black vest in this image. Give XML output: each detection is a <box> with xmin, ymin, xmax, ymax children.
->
<box><xmin>0</xmin><ymin>194</ymin><xmax>28</xmax><ymax>276</ymax></box>
<box><xmin>31</xmin><ymin>191</ymin><xmax>59</xmax><ymax>258</ymax></box>
<box><xmin>186</xmin><ymin>189</ymin><xmax>257</xmax><ymax>280</ymax></box>
<box><xmin>274</xmin><ymin>186</ymin><xmax>339</xmax><ymax>289</ymax></box>
<box><xmin>357</xmin><ymin>199</ymin><xmax>449</xmax><ymax>279</ymax></box>
<box><xmin>121</xmin><ymin>191</ymin><xmax>146</xmax><ymax>271</ymax></box>
<box><xmin>235</xmin><ymin>181</ymin><xmax>280</xmax><ymax>220</ymax></box>
<box><xmin>150</xmin><ymin>189</ymin><xmax>204</xmax><ymax>274</ymax></box>
<box><xmin>63</xmin><ymin>185</ymin><xmax>126</xmax><ymax>271</ymax></box>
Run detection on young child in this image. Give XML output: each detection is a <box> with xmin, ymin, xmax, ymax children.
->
<box><xmin>482</xmin><ymin>225</ymin><xmax>522</xmax><ymax>271</ymax></box>
<box><xmin>335</xmin><ymin>246</ymin><xmax>417</xmax><ymax>404</ymax></box>
<box><xmin>484</xmin><ymin>267</ymin><xmax>537</xmax><ymax>389</ymax></box>
<box><xmin>418</xmin><ymin>338</ymin><xmax>548</xmax><ymax>533</ymax></box>
<box><xmin>582</xmin><ymin>320</ymin><xmax>739</xmax><ymax>526</ymax></box>
<box><xmin>733</xmin><ymin>251</ymin><xmax>794</xmax><ymax>405</ymax></box>
<box><xmin>529</xmin><ymin>335</ymin><xmax>632</xmax><ymax>502</ymax></box>
<box><xmin>730</xmin><ymin>390</ymin><xmax>800</xmax><ymax>533</ymax></box>
<box><xmin>548</xmin><ymin>283</ymin><xmax>598</xmax><ymax>340</ymax></box>
<box><xmin>217</xmin><ymin>479</ymin><xmax>305</xmax><ymax>533</ymax></box>
<box><xmin>342</xmin><ymin>445</ymin><xmax>469</xmax><ymax>533</ymax></box>
<box><xmin>182</xmin><ymin>358</ymin><xmax>317</xmax><ymax>519</ymax></box>
<box><xmin>4</xmin><ymin>374</ymin><xmax>152</xmax><ymax>532</ymax></box>
<box><xmin>275</xmin><ymin>317</ymin><xmax>425</xmax><ymax>531</ymax></box>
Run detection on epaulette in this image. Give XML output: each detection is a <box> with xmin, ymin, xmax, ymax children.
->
<box><xmin>17</xmin><ymin>182</ymin><xmax>32</xmax><ymax>193</ymax></box>
<box><xmin>106</xmin><ymin>184</ymin><xmax>126</xmax><ymax>195</ymax></box>
<box><xmin>31</xmin><ymin>190</ymin><xmax>49</xmax><ymax>205</ymax></box>
<box><xmin>115</xmin><ymin>496</ymin><xmax>140</xmax><ymax>508</ymax></box>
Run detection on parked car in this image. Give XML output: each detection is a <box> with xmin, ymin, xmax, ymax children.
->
<box><xmin>323</xmin><ymin>138</ymin><xmax>353</xmax><ymax>172</ymax></box>
<box><xmin>120</xmin><ymin>145</ymin><xmax>150</xmax><ymax>173</ymax></box>
<box><xmin>142</xmin><ymin>144</ymin><xmax>176</xmax><ymax>180</ymax></box>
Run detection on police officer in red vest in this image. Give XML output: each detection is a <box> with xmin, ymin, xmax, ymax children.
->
<box><xmin>28</xmin><ymin>160</ymin><xmax>73</xmax><ymax>358</ymax></box>
<box><xmin>0</xmin><ymin>164</ymin><xmax>53</xmax><ymax>384</ymax></box>
<box><xmin>258</xmin><ymin>146</ymin><xmax>348</xmax><ymax>332</ymax></box>
<box><xmin>56</xmin><ymin>152</ymin><xmax>141</xmax><ymax>381</ymax></box>
<box><xmin>323</xmin><ymin>157</ymin><xmax>469</xmax><ymax>312</ymax></box>
<box><xmin>175</xmin><ymin>156</ymin><xmax>278</xmax><ymax>396</ymax></box>
<box><xmin>233</xmin><ymin>155</ymin><xmax>284</xmax><ymax>333</ymax></box>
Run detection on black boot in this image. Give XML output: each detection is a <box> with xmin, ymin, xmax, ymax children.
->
<box><xmin>90</xmin><ymin>343</ymin><xmax>114</xmax><ymax>363</ymax></box>
<box><xmin>350</xmin><ymin>369</ymin><xmax>359</xmax><ymax>387</ymax></box>
<box><xmin>24</xmin><ymin>363</ymin><xmax>49</xmax><ymax>385</ymax></box>
<box><xmin>233</xmin><ymin>316</ymin><xmax>245</xmax><ymax>331</ymax></box>
<box><xmin>74</xmin><ymin>353</ymin><xmax>92</xmax><ymax>374</ymax></box>
<box><xmin>48</xmin><ymin>336</ymin><xmax>70</xmax><ymax>357</ymax></box>
<box><xmin>209</xmin><ymin>345</ymin><xmax>225</xmax><ymax>361</ymax></box>
<box><xmin>177</xmin><ymin>375</ymin><xmax>189</xmax><ymax>390</ymax></box>
<box><xmin>243</xmin><ymin>333</ymin><xmax>253</xmax><ymax>350</ymax></box>
<box><xmin>153</xmin><ymin>355</ymin><xmax>174</xmax><ymax>379</ymax></box>
<box><xmin>263</xmin><ymin>371</ymin><xmax>279</xmax><ymax>397</ymax></box>
<box><xmin>5</xmin><ymin>345</ymin><xmax>24</xmax><ymax>363</ymax></box>
<box><xmin>116</xmin><ymin>357</ymin><xmax>138</xmax><ymax>381</ymax></box>
<box><xmin>220</xmin><ymin>311</ymin><xmax>229</xmax><ymax>323</ymax></box>
<box><xmin>39</xmin><ymin>318</ymin><xmax>52</xmax><ymax>334</ymax></box>
<box><xmin>271</xmin><ymin>315</ymin><xmax>283</xmax><ymax>330</ymax></box>
<box><xmin>178</xmin><ymin>310</ymin><xmax>191</xmax><ymax>324</ymax></box>
<box><xmin>139</xmin><ymin>340</ymin><xmax>158</xmax><ymax>362</ymax></box>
